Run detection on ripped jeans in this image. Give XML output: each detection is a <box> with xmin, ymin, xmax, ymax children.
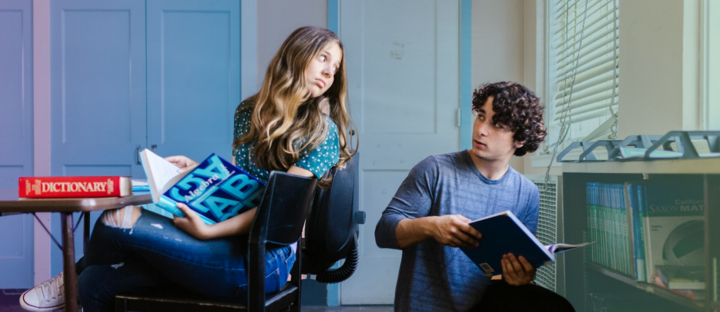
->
<box><xmin>75</xmin><ymin>209</ymin><xmax>295</xmax><ymax>312</ymax></box>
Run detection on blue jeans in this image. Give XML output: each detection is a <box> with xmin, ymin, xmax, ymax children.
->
<box><xmin>76</xmin><ymin>210</ymin><xmax>295</xmax><ymax>312</ymax></box>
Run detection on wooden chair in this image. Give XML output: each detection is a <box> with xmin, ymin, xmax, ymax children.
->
<box><xmin>115</xmin><ymin>171</ymin><xmax>317</xmax><ymax>312</ymax></box>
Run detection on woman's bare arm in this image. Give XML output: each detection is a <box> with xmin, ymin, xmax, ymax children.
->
<box><xmin>173</xmin><ymin>165</ymin><xmax>314</xmax><ymax>240</ymax></box>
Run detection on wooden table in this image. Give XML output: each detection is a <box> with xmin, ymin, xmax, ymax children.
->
<box><xmin>0</xmin><ymin>195</ymin><xmax>152</xmax><ymax>312</ymax></box>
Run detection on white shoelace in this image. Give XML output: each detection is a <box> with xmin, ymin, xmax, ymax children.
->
<box><xmin>39</xmin><ymin>272</ymin><xmax>64</xmax><ymax>302</ymax></box>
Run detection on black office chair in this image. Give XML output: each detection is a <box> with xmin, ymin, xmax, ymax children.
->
<box><xmin>115</xmin><ymin>171</ymin><xmax>317</xmax><ymax>312</ymax></box>
<box><xmin>303</xmin><ymin>154</ymin><xmax>363</xmax><ymax>283</ymax></box>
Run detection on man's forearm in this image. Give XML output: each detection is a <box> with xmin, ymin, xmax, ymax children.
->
<box><xmin>396</xmin><ymin>217</ymin><xmax>437</xmax><ymax>249</ymax></box>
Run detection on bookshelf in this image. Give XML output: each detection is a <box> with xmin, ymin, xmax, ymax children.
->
<box><xmin>562</xmin><ymin>158</ymin><xmax>720</xmax><ymax>312</ymax></box>
<box><xmin>587</xmin><ymin>263</ymin><xmax>705</xmax><ymax>310</ymax></box>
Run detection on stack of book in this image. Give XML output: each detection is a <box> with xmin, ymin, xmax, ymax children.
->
<box><xmin>652</xmin><ymin>265</ymin><xmax>706</xmax><ymax>300</ymax></box>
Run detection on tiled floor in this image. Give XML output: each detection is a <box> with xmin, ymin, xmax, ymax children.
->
<box><xmin>1</xmin><ymin>290</ymin><xmax>392</xmax><ymax>312</ymax></box>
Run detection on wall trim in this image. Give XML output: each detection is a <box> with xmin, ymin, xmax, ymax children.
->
<box><xmin>240</xmin><ymin>0</ymin><xmax>258</xmax><ymax>100</ymax></box>
<box><xmin>32</xmin><ymin>0</ymin><xmax>52</xmax><ymax>286</ymax></box>
<box><xmin>460</xmin><ymin>0</ymin><xmax>472</xmax><ymax>151</ymax></box>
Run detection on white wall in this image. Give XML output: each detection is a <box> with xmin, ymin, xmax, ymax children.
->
<box><xmin>472</xmin><ymin>0</ymin><xmax>526</xmax><ymax>172</ymax></box>
<box><xmin>256</xmin><ymin>0</ymin><xmax>327</xmax><ymax>91</ymax></box>
<box><xmin>472</xmin><ymin>0</ymin><xmax>525</xmax><ymax>86</ymax></box>
<box><xmin>616</xmin><ymin>0</ymin><xmax>702</xmax><ymax>138</ymax></box>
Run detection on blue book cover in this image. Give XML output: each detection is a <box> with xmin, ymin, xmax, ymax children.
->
<box><xmin>140</xmin><ymin>149</ymin><xmax>265</xmax><ymax>225</ymax></box>
<box><xmin>460</xmin><ymin>210</ymin><xmax>590</xmax><ymax>277</ymax></box>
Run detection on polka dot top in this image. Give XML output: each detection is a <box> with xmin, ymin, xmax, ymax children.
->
<box><xmin>232</xmin><ymin>101</ymin><xmax>340</xmax><ymax>182</ymax></box>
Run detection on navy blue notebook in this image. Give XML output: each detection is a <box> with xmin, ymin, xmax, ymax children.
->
<box><xmin>460</xmin><ymin>210</ymin><xmax>589</xmax><ymax>277</ymax></box>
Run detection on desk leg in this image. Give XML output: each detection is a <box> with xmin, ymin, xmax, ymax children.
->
<box><xmin>61</xmin><ymin>212</ymin><xmax>79</xmax><ymax>312</ymax></box>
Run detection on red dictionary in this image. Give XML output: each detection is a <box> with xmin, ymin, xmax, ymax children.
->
<box><xmin>18</xmin><ymin>176</ymin><xmax>132</xmax><ymax>198</ymax></box>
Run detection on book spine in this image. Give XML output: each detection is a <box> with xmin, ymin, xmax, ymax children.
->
<box><xmin>600</xmin><ymin>183</ymin><xmax>606</xmax><ymax>268</ymax></box>
<box><xmin>613</xmin><ymin>184</ymin><xmax>620</xmax><ymax>272</ymax></box>
<box><xmin>604</xmin><ymin>183</ymin><xmax>611</xmax><ymax>269</ymax></box>
<box><xmin>591</xmin><ymin>183</ymin><xmax>597</xmax><ymax>264</ymax></box>
<box><xmin>607</xmin><ymin>184</ymin><xmax>612</xmax><ymax>271</ymax></box>
<box><xmin>19</xmin><ymin>176</ymin><xmax>128</xmax><ymax>198</ymax></box>
<box><xmin>586</xmin><ymin>183</ymin><xmax>594</xmax><ymax>264</ymax></box>
<box><xmin>611</xmin><ymin>184</ymin><xmax>617</xmax><ymax>271</ymax></box>
<box><xmin>593</xmin><ymin>183</ymin><xmax>599</xmax><ymax>265</ymax></box>
<box><xmin>626</xmin><ymin>183</ymin><xmax>638</xmax><ymax>280</ymax></box>
<box><xmin>619</xmin><ymin>184</ymin><xmax>629</xmax><ymax>275</ymax></box>
<box><xmin>634</xmin><ymin>184</ymin><xmax>645</xmax><ymax>281</ymax></box>
<box><xmin>641</xmin><ymin>184</ymin><xmax>654</xmax><ymax>283</ymax></box>
<box><xmin>619</xmin><ymin>185</ymin><xmax>625</xmax><ymax>274</ymax></box>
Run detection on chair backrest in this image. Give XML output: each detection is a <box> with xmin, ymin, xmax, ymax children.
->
<box><xmin>247</xmin><ymin>171</ymin><xmax>317</xmax><ymax>311</ymax></box>
<box><xmin>249</xmin><ymin>171</ymin><xmax>317</xmax><ymax>246</ymax></box>
<box><xmin>303</xmin><ymin>155</ymin><xmax>364</xmax><ymax>277</ymax></box>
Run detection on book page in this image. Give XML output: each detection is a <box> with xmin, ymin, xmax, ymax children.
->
<box><xmin>546</xmin><ymin>242</ymin><xmax>593</xmax><ymax>254</ymax></box>
<box><xmin>140</xmin><ymin>149</ymin><xmax>186</xmax><ymax>202</ymax></box>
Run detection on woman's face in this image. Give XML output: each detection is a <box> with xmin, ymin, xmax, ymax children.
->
<box><xmin>305</xmin><ymin>43</ymin><xmax>342</xmax><ymax>98</ymax></box>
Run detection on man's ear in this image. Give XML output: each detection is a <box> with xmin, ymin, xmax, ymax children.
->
<box><xmin>514</xmin><ymin>141</ymin><xmax>525</xmax><ymax>149</ymax></box>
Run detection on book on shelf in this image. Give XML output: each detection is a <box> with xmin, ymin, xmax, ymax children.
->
<box><xmin>589</xmin><ymin>180</ymin><xmax>706</xmax><ymax>283</ymax></box>
<box><xmin>460</xmin><ymin>210</ymin><xmax>590</xmax><ymax>277</ymax></box>
<box><xmin>639</xmin><ymin>181</ymin><xmax>705</xmax><ymax>284</ymax></box>
<box><xmin>625</xmin><ymin>182</ymin><xmax>646</xmax><ymax>282</ymax></box>
<box><xmin>139</xmin><ymin>149</ymin><xmax>265</xmax><ymax>225</ymax></box>
<box><xmin>18</xmin><ymin>176</ymin><xmax>132</xmax><ymax>198</ymax></box>
<box><xmin>655</xmin><ymin>265</ymin><xmax>705</xmax><ymax>290</ymax></box>
<box><xmin>586</xmin><ymin>183</ymin><xmax>633</xmax><ymax>277</ymax></box>
<box><xmin>131</xmin><ymin>179</ymin><xmax>150</xmax><ymax>192</ymax></box>
<box><xmin>652</xmin><ymin>274</ymin><xmax>706</xmax><ymax>300</ymax></box>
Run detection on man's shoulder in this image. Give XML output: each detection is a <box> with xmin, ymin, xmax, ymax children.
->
<box><xmin>419</xmin><ymin>151</ymin><xmax>469</xmax><ymax>169</ymax></box>
<box><xmin>507</xmin><ymin>167</ymin><xmax>540</xmax><ymax>194</ymax></box>
<box><xmin>408</xmin><ymin>151</ymin><xmax>469</xmax><ymax>182</ymax></box>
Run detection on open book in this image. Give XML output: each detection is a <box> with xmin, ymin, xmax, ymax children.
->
<box><xmin>460</xmin><ymin>210</ymin><xmax>590</xmax><ymax>277</ymax></box>
<box><xmin>139</xmin><ymin>149</ymin><xmax>265</xmax><ymax>224</ymax></box>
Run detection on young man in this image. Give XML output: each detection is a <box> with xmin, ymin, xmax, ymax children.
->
<box><xmin>375</xmin><ymin>82</ymin><xmax>574</xmax><ymax>311</ymax></box>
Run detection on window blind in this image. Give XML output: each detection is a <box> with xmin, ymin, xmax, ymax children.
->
<box><xmin>545</xmin><ymin>0</ymin><xmax>619</xmax><ymax>153</ymax></box>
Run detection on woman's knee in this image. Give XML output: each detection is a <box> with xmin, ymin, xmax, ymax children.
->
<box><xmin>100</xmin><ymin>206</ymin><xmax>142</xmax><ymax>229</ymax></box>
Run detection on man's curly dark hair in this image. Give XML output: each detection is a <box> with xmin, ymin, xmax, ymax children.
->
<box><xmin>472</xmin><ymin>81</ymin><xmax>547</xmax><ymax>156</ymax></box>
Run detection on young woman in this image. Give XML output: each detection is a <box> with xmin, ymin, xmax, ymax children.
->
<box><xmin>20</xmin><ymin>26</ymin><xmax>354</xmax><ymax>312</ymax></box>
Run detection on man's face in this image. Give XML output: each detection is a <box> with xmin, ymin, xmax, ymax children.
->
<box><xmin>470</xmin><ymin>96</ymin><xmax>523</xmax><ymax>162</ymax></box>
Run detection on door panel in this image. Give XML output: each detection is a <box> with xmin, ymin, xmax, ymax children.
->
<box><xmin>339</xmin><ymin>0</ymin><xmax>461</xmax><ymax>304</ymax></box>
<box><xmin>50</xmin><ymin>0</ymin><xmax>146</xmax><ymax>275</ymax></box>
<box><xmin>146</xmin><ymin>0</ymin><xmax>241</xmax><ymax>163</ymax></box>
<box><xmin>0</xmin><ymin>0</ymin><xmax>34</xmax><ymax>288</ymax></box>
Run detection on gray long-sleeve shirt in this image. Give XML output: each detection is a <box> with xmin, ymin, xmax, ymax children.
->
<box><xmin>375</xmin><ymin>151</ymin><xmax>540</xmax><ymax>312</ymax></box>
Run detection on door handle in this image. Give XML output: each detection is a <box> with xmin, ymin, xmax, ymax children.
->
<box><xmin>135</xmin><ymin>145</ymin><xmax>141</xmax><ymax>165</ymax></box>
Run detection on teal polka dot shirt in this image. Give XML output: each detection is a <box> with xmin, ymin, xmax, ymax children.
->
<box><xmin>233</xmin><ymin>101</ymin><xmax>340</xmax><ymax>182</ymax></box>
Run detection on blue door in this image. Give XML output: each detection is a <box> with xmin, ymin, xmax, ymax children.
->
<box><xmin>49</xmin><ymin>0</ymin><xmax>147</xmax><ymax>275</ymax></box>
<box><xmin>337</xmin><ymin>0</ymin><xmax>463</xmax><ymax>304</ymax></box>
<box><xmin>0</xmin><ymin>0</ymin><xmax>35</xmax><ymax>289</ymax></box>
<box><xmin>146</xmin><ymin>0</ymin><xmax>241</xmax><ymax>162</ymax></box>
<box><xmin>48</xmin><ymin>0</ymin><xmax>241</xmax><ymax>276</ymax></box>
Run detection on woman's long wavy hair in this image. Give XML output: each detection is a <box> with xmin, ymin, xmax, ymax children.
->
<box><xmin>233</xmin><ymin>26</ymin><xmax>356</xmax><ymax>182</ymax></box>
